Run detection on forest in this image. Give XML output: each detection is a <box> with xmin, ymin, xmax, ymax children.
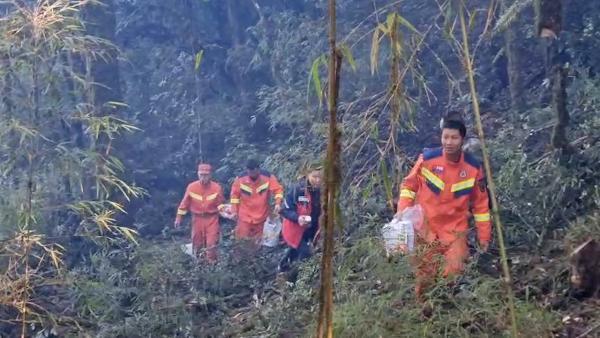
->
<box><xmin>1</xmin><ymin>0</ymin><xmax>599</xmax><ymax>337</ymax></box>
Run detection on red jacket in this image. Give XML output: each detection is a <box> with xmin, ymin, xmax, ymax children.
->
<box><xmin>230</xmin><ymin>171</ymin><xmax>284</xmax><ymax>224</ymax></box>
<box><xmin>397</xmin><ymin>147</ymin><xmax>491</xmax><ymax>246</ymax></box>
<box><xmin>281</xmin><ymin>181</ymin><xmax>321</xmax><ymax>249</ymax></box>
<box><xmin>176</xmin><ymin>180</ymin><xmax>225</xmax><ymax>220</ymax></box>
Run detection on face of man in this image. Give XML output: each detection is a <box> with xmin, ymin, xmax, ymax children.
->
<box><xmin>247</xmin><ymin>168</ymin><xmax>260</xmax><ymax>180</ymax></box>
<box><xmin>198</xmin><ymin>172</ymin><xmax>211</xmax><ymax>184</ymax></box>
<box><xmin>307</xmin><ymin>169</ymin><xmax>323</xmax><ymax>188</ymax></box>
<box><xmin>441</xmin><ymin>128</ymin><xmax>464</xmax><ymax>156</ymax></box>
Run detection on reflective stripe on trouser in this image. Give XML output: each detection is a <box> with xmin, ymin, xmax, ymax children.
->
<box><xmin>191</xmin><ymin>214</ymin><xmax>220</xmax><ymax>263</ymax></box>
<box><xmin>412</xmin><ymin>235</ymin><xmax>469</xmax><ymax>301</ymax></box>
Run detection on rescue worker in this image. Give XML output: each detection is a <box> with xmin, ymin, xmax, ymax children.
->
<box><xmin>278</xmin><ymin>165</ymin><xmax>323</xmax><ymax>272</ymax></box>
<box><xmin>174</xmin><ymin>163</ymin><xmax>225</xmax><ymax>263</ymax></box>
<box><xmin>230</xmin><ymin>159</ymin><xmax>284</xmax><ymax>245</ymax></box>
<box><xmin>396</xmin><ymin>118</ymin><xmax>492</xmax><ymax>301</ymax></box>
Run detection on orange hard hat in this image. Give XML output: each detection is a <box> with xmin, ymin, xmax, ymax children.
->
<box><xmin>197</xmin><ymin>163</ymin><xmax>212</xmax><ymax>174</ymax></box>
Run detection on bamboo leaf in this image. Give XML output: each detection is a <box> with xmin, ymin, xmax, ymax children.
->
<box><xmin>105</xmin><ymin>101</ymin><xmax>129</xmax><ymax>108</ymax></box>
<box><xmin>339</xmin><ymin>44</ymin><xmax>357</xmax><ymax>72</ymax></box>
<box><xmin>370</xmin><ymin>123</ymin><xmax>379</xmax><ymax>139</ymax></box>
<box><xmin>308</xmin><ymin>55</ymin><xmax>325</xmax><ymax>105</ymax></box>
<box><xmin>194</xmin><ymin>50</ymin><xmax>204</xmax><ymax>72</ymax></box>
<box><xmin>107</xmin><ymin>201</ymin><xmax>126</xmax><ymax>214</ymax></box>
<box><xmin>377</xmin><ymin>23</ymin><xmax>389</xmax><ymax>35</ymax></box>
<box><xmin>361</xmin><ymin>175</ymin><xmax>374</xmax><ymax>202</ymax></box>
<box><xmin>370</xmin><ymin>28</ymin><xmax>381</xmax><ymax>75</ymax></box>
<box><xmin>380</xmin><ymin>159</ymin><xmax>394</xmax><ymax>212</ymax></box>
<box><xmin>48</xmin><ymin>247</ymin><xmax>63</xmax><ymax>270</ymax></box>
<box><xmin>393</xmin><ymin>39</ymin><xmax>403</xmax><ymax>60</ymax></box>
<box><xmin>469</xmin><ymin>9</ymin><xmax>477</xmax><ymax>30</ymax></box>
<box><xmin>116</xmin><ymin>226</ymin><xmax>139</xmax><ymax>245</ymax></box>
<box><xmin>396</xmin><ymin>14</ymin><xmax>420</xmax><ymax>35</ymax></box>
<box><xmin>386</xmin><ymin>13</ymin><xmax>396</xmax><ymax>30</ymax></box>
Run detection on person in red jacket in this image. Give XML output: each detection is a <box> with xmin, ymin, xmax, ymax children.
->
<box><xmin>230</xmin><ymin>159</ymin><xmax>284</xmax><ymax>244</ymax></box>
<box><xmin>397</xmin><ymin>118</ymin><xmax>492</xmax><ymax>301</ymax></box>
<box><xmin>174</xmin><ymin>163</ymin><xmax>225</xmax><ymax>263</ymax></box>
<box><xmin>278</xmin><ymin>165</ymin><xmax>322</xmax><ymax>272</ymax></box>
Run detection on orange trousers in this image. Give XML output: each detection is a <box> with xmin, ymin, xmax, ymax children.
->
<box><xmin>233</xmin><ymin>220</ymin><xmax>265</xmax><ymax>258</ymax></box>
<box><xmin>234</xmin><ymin>220</ymin><xmax>264</xmax><ymax>241</ymax></box>
<box><xmin>191</xmin><ymin>214</ymin><xmax>220</xmax><ymax>263</ymax></box>
<box><xmin>413</xmin><ymin>232</ymin><xmax>469</xmax><ymax>301</ymax></box>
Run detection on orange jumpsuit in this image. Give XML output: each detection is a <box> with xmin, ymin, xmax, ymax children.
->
<box><xmin>176</xmin><ymin>180</ymin><xmax>225</xmax><ymax>262</ymax></box>
<box><xmin>397</xmin><ymin>147</ymin><xmax>491</xmax><ymax>298</ymax></box>
<box><xmin>230</xmin><ymin>170</ymin><xmax>284</xmax><ymax>242</ymax></box>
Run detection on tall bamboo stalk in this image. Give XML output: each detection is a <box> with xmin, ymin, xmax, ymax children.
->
<box><xmin>21</xmin><ymin>237</ymin><xmax>31</xmax><ymax>338</ymax></box>
<box><xmin>316</xmin><ymin>0</ymin><xmax>341</xmax><ymax>336</ymax></box>
<box><xmin>458</xmin><ymin>2</ymin><xmax>518</xmax><ymax>337</ymax></box>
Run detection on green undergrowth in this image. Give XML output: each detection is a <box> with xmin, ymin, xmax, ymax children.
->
<box><xmin>61</xmin><ymin>208</ymin><xmax>600</xmax><ymax>338</ymax></box>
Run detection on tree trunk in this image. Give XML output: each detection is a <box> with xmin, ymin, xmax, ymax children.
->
<box><xmin>502</xmin><ymin>0</ymin><xmax>524</xmax><ymax>111</ymax></box>
<box><xmin>536</xmin><ymin>0</ymin><xmax>570</xmax><ymax>151</ymax></box>
<box><xmin>82</xmin><ymin>0</ymin><xmax>122</xmax><ymax>114</ymax></box>
<box><xmin>317</xmin><ymin>0</ymin><xmax>341</xmax><ymax>337</ymax></box>
<box><xmin>535</xmin><ymin>0</ymin><xmax>562</xmax><ymax>38</ymax></box>
<box><xmin>187</xmin><ymin>1</ymin><xmax>204</xmax><ymax>163</ymax></box>
<box><xmin>550</xmin><ymin>64</ymin><xmax>570</xmax><ymax>151</ymax></box>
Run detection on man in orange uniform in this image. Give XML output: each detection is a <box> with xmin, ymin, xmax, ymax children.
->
<box><xmin>174</xmin><ymin>163</ymin><xmax>225</xmax><ymax>263</ymax></box>
<box><xmin>230</xmin><ymin>159</ymin><xmax>284</xmax><ymax>243</ymax></box>
<box><xmin>397</xmin><ymin>118</ymin><xmax>492</xmax><ymax>300</ymax></box>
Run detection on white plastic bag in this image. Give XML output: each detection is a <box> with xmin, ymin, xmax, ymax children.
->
<box><xmin>219</xmin><ymin>204</ymin><xmax>236</xmax><ymax>220</ymax></box>
<box><xmin>262</xmin><ymin>216</ymin><xmax>282</xmax><ymax>247</ymax></box>
<box><xmin>401</xmin><ymin>204</ymin><xmax>424</xmax><ymax>233</ymax></box>
<box><xmin>382</xmin><ymin>205</ymin><xmax>423</xmax><ymax>255</ymax></box>
<box><xmin>180</xmin><ymin>243</ymin><xmax>195</xmax><ymax>258</ymax></box>
<box><xmin>382</xmin><ymin>219</ymin><xmax>414</xmax><ymax>255</ymax></box>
